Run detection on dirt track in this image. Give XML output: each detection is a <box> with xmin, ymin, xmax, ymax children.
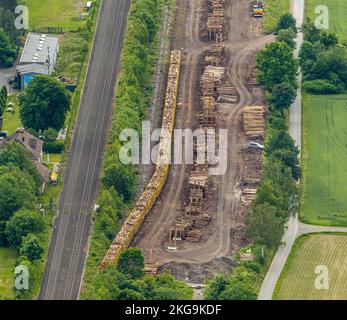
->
<box><xmin>133</xmin><ymin>0</ymin><xmax>274</xmax><ymax>282</ymax></box>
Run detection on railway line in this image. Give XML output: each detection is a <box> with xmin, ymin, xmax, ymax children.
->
<box><xmin>39</xmin><ymin>0</ymin><xmax>130</xmax><ymax>300</ymax></box>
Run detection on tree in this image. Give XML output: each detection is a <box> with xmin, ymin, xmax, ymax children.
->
<box><xmin>5</xmin><ymin>209</ymin><xmax>45</xmax><ymax>247</ymax></box>
<box><xmin>144</xmin><ymin>273</ymin><xmax>193</xmax><ymax>300</ymax></box>
<box><xmin>42</xmin><ymin>128</ymin><xmax>58</xmax><ymax>142</ymax></box>
<box><xmin>0</xmin><ymin>166</ymin><xmax>37</xmax><ymax>221</ymax></box>
<box><xmin>117</xmin><ymin>248</ymin><xmax>145</xmax><ymax>279</ymax></box>
<box><xmin>220</xmin><ymin>280</ymin><xmax>257</xmax><ymax>300</ymax></box>
<box><xmin>269</xmin><ymin>82</ymin><xmax>297</xmax><ymax>114</ymax></box>
<box><xmin>0</xmin><ymin>27</ymin><xmax>16</xmax><ymax>67</ymax></box>
<box><xmin>0</xmin><ymin>142</ymin><xmax>41</xmax><ymax>189</ymax></box>
<box><xmin>265</xmin><ymin>130</ymin><xmax>301</xmax><ymax>180</ymax></box>
<box><xmin>19</xmin><ymin>233</ymin><xmax>44</xmax><ymax>261</ymax></box>
<box><xmin>102</xmin><ymin>164</ymin><xmax>135</xmax><ymax>201</ymax></box>
<box><xmin>0</xmin><ymin>6</ymin><xmax>22</xmax><ymax>46</ymax></box>
<box><xmin>320</xmin><ymin>31</ymin><xmax>338</xmax><ymax>48</ymax></box>
<box><xmin>0</xmin><ymin>0</ymin><xmax>18</xmax><ymax>10</ymax></box>
<box><xmin>247</xmin><ymin>203</ymin><xmax>284</xmax><ymax>248</ymax></box>
<box><xmin>301</xmin><ymin>18</ymin><xmax>321</xmax><ymax>43</ymax></box>
<box><xmin>276</xmin><ymin>28</ymin><xmax>296</xmax><ymax>49</ymax></box>
<box><xmin>276</xmin><ymin>13</ymin><xmax>297</xmax><ymax>34</ymax></box>
<box><xmin>257</xmin><ymin>41</ymin><xmax>298</xmax><ymax>91</ymax></box>
<box><xmin>19</xmin><ymin>75</ymin><xmax>71</xmax><ymax>131</ymax></box>
<box><xmin>203</xmin><ymin>275</ymin><xmax>230</xmax><ymax>300</ymax></box>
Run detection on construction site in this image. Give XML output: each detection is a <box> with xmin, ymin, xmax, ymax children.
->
<box><xmin>102</xmin><ymin>0</ymin><xmax>273</xmax><ymax>282</ymax></box>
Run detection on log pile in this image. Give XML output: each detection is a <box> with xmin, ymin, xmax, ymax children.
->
<box><xmin>100</xmin><ymin>50</ymin><xmax>182</xmax><ymax>268</ymax></box>
<box><xmin>241</xmin><ymin>188</ymin><xmax>257</xmax><ymax>204</ymax></box>
<box><xmin>217</xmin><ymin>84</ymin><xmax>239</xmax><ymax>103</ymax></box>
<box><xmin>206</xmin><ymin>0</ymin><xmax>227</xmax><ymax>41</ymax></box>
<box><xmin>243</xmin><ymin>106</ymin><xmax>265</xmax><ymax>138</ymax></box>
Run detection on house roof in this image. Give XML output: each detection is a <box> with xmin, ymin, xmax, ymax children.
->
<box><xmin>34</xmin><ymin>161</ymin><xmax>50</xmax><ymax>182</ymax></box>
<box><xmin>20</xmin><ymin>33</ymin><xmax>59</xmax><ymax>65</ymax></box>
<box><xmin>7</xmin><ymin>128</ymin><xmax>43</xmax><ymax>160</ymax></box>
<box><xmin>16</xmin><ymin>63</ymin><xmax>49</xmax><ymax>76</ymax></box>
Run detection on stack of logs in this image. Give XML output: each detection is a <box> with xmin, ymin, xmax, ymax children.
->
<box><xmin>207</xmin><ymin>0</ymin><xmax>227</xmax><ymax>41</ymax></box>
<box><xmin>243</xmin><ymin>106</ymin><xmax>266</xmax><ymax>138</ymax></box>
<box><xmin>169</xmin><ymin>47</ymin><xmax>226</xmax><ymax>246</ymax></box>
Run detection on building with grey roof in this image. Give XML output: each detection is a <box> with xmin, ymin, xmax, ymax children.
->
<box><xmin>16</xmin><ymin>33</ymin><xmax>59</xmax><ymax>90</ymax></box>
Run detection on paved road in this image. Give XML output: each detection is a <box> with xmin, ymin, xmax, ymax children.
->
<box><xmin>39</xmin><ymin>0</ymin><xmax>130</xmax><ymax>300</ymax></box>
<box><xmin>258</xmin><ymin>0</ymin><xmax>305</xmax><ymax>300</ymax></box>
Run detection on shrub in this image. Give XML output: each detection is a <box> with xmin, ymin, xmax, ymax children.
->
<box><xmin>302</xmin><ymin>79</ymin><xmax>344</xmax><ymax>94</ymax></box>
<box><xmin>43</xmin><ymin>140</ymin><xmax>65</xmax><ymax>153</ymax></box>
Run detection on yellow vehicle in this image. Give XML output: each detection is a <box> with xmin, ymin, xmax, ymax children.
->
<box><xmin>50</xmin><ymin>171</ymin><xmax>58</xmax><ymax>185</ymax></box>
<box><xmin>253</xmin><ymin>1</ymin><xmax>264</xmax><ymax>18</ymax></box>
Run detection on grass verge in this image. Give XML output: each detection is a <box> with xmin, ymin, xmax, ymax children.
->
<box><xmin>0</xmin><ymin>248</ymin><xmax>16</xmax><ymax>300</ymax></box>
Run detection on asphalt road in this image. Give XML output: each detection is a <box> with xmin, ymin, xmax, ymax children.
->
<box><xmin>258</xmin><ymin>0</ymin><xmax>305</xmax><ymax>300</ymax></box>
<box><xmin>39</xmin><ymin>0</ymin><xmax>130</xmax><ymax>300</ymax></box>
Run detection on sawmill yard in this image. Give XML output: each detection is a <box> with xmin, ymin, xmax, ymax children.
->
<box><xmin>274</xmin><ymin>234</ymin><xmax>347</xmax><ymax>300</ymax></box>
<box><xmin>130</xmin><ymin>0</ymin><xmax>272</xmax><ymax>282</ymax></box>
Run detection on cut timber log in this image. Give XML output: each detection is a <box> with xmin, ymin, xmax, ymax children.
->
<box><xmin>243</xmin><ymin>106</ymin><xmax>266</xmax><ymax>138</ymax></box>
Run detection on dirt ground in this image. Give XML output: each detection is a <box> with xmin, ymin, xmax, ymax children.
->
<box><xmin>132</xmin><ymin>0</ymin><xmax>274</xmax><ymax>283</ymax></box>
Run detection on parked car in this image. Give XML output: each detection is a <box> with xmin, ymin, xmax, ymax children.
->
<box><xmin>248</xmin><ymin>141</ymin><xmax>264</xmax><ymax>150</ymax></box>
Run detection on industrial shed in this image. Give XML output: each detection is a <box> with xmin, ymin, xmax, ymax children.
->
<box><xmin>16</xmin><ymin>33</ymin><xmax>59</xmax><ymax>90</ymax></box>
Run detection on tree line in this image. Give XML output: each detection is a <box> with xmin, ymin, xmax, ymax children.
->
<box><xmin>83</xmin><ymin>248</ymin><xmax>192</xmax><ymax>300</ymax></box>
<box><xmin>204</xmin><ymin>13</ymin><xmax>300</xmax><ymax>300</ymax></box>
<box><xmin>300</xmin><ymin>18</ymin><xmax>347</xmax><ymax>94</ymax></box>
<box><xmin>0</xmin><ymin>142</ymin><xmax>45</xmax><ymax>298</ymax></box>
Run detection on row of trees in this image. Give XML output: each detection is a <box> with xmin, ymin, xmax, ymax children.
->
<box><xmin>83</xmin><ymin>248</ymin><xmax>192</xmax><ymax>300</ymax></box>
<box><xmin>300</xmin><ymin>19</ymin><xmax>347</xmax><ymax>94</ymax></box>
<box><xmin>0</xmin><ymin>0</ymin><xmax>21</xmax><ymax>67</ymax></box>
<box><xmin>0</xmin><ymin>143</ymin><xmax>45</xmax><ymax>297</ymax></box>
<box><xmin>204</xmin><ymin>14</ymin><xmax>300</xmax><ymax>300</ymax></box>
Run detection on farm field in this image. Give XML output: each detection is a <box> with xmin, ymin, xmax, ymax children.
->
<box><xmin>24</xmin><ymin>0</ymin><xmax>88</xmax><ymax>30</ymax></box>
<box><xmin>274</xmin><ymin>234</ymin><xmax>347</xmax><ymax>300</ymax></box>
<box><xmin>263</xmin><ymin>0</ymin><xmax>290</xmax><ymax>34</ymax></box>
<box><xmin>0</xmin><ymin>248</ymin><xmax>16</xmax><ymax>300</ymax></box>
<box><xmin>301</xmin><ymin>94</ymin><xmax>347</xmax><ymax>226</ymax></box>
<box><xmin>305</xmin><ymin>0</ymin><xmax>347</xmax><ymax>43</ymax></box>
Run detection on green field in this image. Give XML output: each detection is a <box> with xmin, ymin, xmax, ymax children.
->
<box><xmin>0</xmin><ymin>248</ymin><xmax>16</xmax><ymax>300</ymax></box>
<box><xmin>306</xmin><ymin>0</ymin><xmax>347</xmax><ymax>43</ymax></box>
<box><xmin>301</xmin><ymin>94</ymin><xmax>347</xmax><ymax>226</ymax></box>
<box><xmin>24</xmin><ymin>0</ymin><xmax>88</xmax><ymax>29</ymax></box>
<box><xmin>274</xmin><ymin>234</ymin><xmax>347</xmax><ymax>300</ymax></box>
<box><xmin>263</xmin><ymin>0</ymin><xmax>291</xmax><ymax>34</ymax></box>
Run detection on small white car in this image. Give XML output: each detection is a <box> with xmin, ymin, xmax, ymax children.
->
<box><xmin>248</xmin><ymin>141</ymin><xmax>264</xmax><ymax>150</ymax></box>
